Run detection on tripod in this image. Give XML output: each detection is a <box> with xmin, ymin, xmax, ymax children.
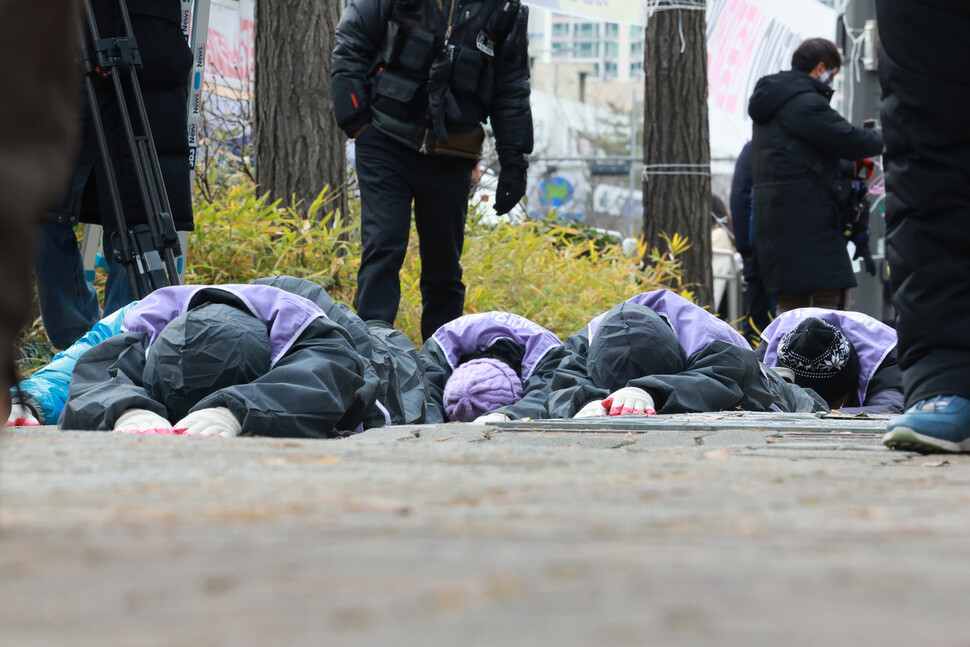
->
<box><xmin>79</xmin><ymin>0</ymin><xmax>182</xmax><ymax>299</ymax></box>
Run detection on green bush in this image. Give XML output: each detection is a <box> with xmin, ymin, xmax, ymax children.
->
<box><xmin>187</xmin><ymin>183</ymin><xmax>690</xmax><ymax>344</ymax></box>
<box><xmin>15</xmin><ymin>183</ymin><xmax>694</xmax><ymax>377</ymax></box>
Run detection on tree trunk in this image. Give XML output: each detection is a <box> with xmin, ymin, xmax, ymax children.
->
<box><xmin>642</xmin><ymin>7</ymin><xmax>713</xmax><ymax>308</ymax></box>
<box><xmin>254</xmin><ymin>0</ymin><xmax>348</xmax><ymax>220</ymax></box>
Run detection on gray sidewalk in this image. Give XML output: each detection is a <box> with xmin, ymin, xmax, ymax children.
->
<box><xmin>2</xmin><ymin>414</ymin><xmax>969</xmax><ymax>646</ymax></box>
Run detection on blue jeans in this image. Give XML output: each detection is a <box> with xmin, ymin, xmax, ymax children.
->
<box><xmin>32</xmin><ymin>220</ymin><xmax>100</xmax><ymax>349</ymax></box>
<box><xmin>32</xmin><ymin>221</ymin><xmax>136</xmax><ymax>349</ymax></box>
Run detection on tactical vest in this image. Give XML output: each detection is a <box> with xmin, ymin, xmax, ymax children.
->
<box><xmin>370</xmin><ymin>0</ymin><xmax>515</xmax><ymax>155</ymax></box>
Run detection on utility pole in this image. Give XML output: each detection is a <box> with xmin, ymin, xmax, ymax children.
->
<box><xmin>641</xmin><ymin>2</ymin><xmax>713</xmax><ymax>307</ymax></box>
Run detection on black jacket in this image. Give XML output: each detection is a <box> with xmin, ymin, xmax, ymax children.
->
<box><xmin>747</xmin><ymin>70</ymin><xmax>883</xmax><ymax>296</ymax></box>
<box><xmin>331</xmin><ymin>0</ymin><xmax>533</xmax><ymax>163</ymax></box>
<box><xmin>50</xmin><ymin>0</ymin><xmax>193</xmax><ymax>233</ymax></box>
<box><xmin>730</xmin><ymin>141</ymin><xmax>758</xmax><ymax>280</ymax></box>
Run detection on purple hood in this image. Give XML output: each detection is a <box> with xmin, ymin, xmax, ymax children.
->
<box><xmin>429</xmin><ymin>311</ymin><xmax>563</xmax><ymax>380</ymax></box>
<box><xmin>122</xmin><ymin>285</ymin><xmax>328</xmax><ymax>367</ymax></box>
<box><xmin>587</xmin><ymin>290</ymin><xmax>750</xmax><ymax>356</ymax></box>
<box><xmin>761</xmin><ymin>308</ymin><xmax>897</xmax><ymax>405</ymax></box>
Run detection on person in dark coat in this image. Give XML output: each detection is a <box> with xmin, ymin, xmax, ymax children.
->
<box><xmin>879</xmin><ymin>1</ymin><xmax>970</xmax><ymax>453</ymax></box>
<box><xmin>730</xmin><ymin>140</ymin><xmax>774</xmax><ymax>343</ymax></box>
<box><xmin>747</xmin><ymin>38</ymin><xmax>883</xmax><ymax>314</ymax></box>
<box><xmin>252</xmin><ymin>276</ymin><xmax>427</xmax><ymax>426</ymax></box>
<box><xmin>11</xmin><ymin>276</ymin><xmax>428</xmax><ymax>428</ymax></box>
<box><xmin>59</xmin><ymin>284</ymin><xmax>384</xmax><ymax>438</ymax></box>
<box><xmin>33</xmin><ymin>0</ymin><xmax>193</xmax><ymax>350</ymax></box>
<box><xmin>546</xmin><ymin>290</ymin><xmax>824</xmax><ymax>419</ymax></box>
<box><xmin>420</xmin><ymin>311</ymin><xmax>564</xmax><ymax>422</ymax></box>
<box><xmin>332</xmin><ymin>0</ymin><xmax>533</xmax><ymax>341</ymax></box>
<box><xmin>758</xmin><ymin>308</ymin><xmax>903</xmax><ymax>415</ymax></box>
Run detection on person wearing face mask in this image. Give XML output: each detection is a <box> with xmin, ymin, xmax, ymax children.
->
<box><xmin>747</xmin><ymin>38</ymin><xmax>884</xmax><ymax>314</ymax></box>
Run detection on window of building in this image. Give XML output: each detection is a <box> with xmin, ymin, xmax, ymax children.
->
<box><xmin>604</xmin><ymin>61</ymin><xmax>618</xmax><ymax>80</ymax></box>
<box><xmin>631</xmin><ymin>61</ymin><xmax>643</xmax><ymax>75</ymax></box>
<box><xmin>574</xmin><ymin>22</ymin><xmax>599</xmax><ymax>39</ymax></box>
<box><xmin>605</xmin><ymin>23</ymin><xmax>619</xmax><ymax>38</ymax></box>
<box><xmin>577</xmin><ymin>41</ymin><xmax>598</xmax><ymax>57</ymax></box>
<box><xmin>605</xmin><ymin>42</ymin><xmax>619</xmax><ymax>58</ymax></box>
<box><xmin>551</xmin><ymin>23</ymin><xmax>568</xmax><ymax>37</ymax></box>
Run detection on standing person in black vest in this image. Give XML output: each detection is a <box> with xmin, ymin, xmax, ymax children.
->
<box><xmin>332</xmin><ymin>0</ymin><xmax>533</xmax><ymax>341</ymax></box>
<box><xmin>879</xmin><ymin>1</ymin><xmax>970</xmax><ymax>453</ymax></box>
<box><xmin>33</xmin><ymin>0</ymin><xmax>193</xmax><ymax>350</ymax></box>
<box><xmin>747</xmin><ymin>38</ymin><xmax>883</xmax><ymax>315</ymax></box>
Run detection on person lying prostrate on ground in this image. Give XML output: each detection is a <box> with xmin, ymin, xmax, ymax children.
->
<box><xmin>9</xmin><ymin>276</ymin><xmax>428</xmax><ymax>428</ymax></box>
<box><xmin>59</xmin><ymin>284</ymin><xmax>383</xmax><ymax>438</ymax></box>
<box><xmin>253</xmin><ymin>276</ymin><xmax>426</xmax><ymax>425</ymax></box>
<box><xmin>546</xmin><ymin>291</ymin><xmax>825</xmax><ymax>418</ymax></box>
<box><xmin>420</xmin><ymin>311</ymin><xmax>565</xmax><ymax>422</ymax></box>
<box><xmin>7</xmin><ymin>302</ymin><xmax>139</xmax><ymax>427</ymax></box>
<box><xmin>758</xmin><ymin>309</ymin><xmax>903</xmax><ymax>414</ymax></box>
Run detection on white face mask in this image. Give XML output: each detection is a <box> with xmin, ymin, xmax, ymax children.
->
<box><xmin>819</xmin><ymin>69</ymin><xmax>835</xmax><ymax>87</ymax></box>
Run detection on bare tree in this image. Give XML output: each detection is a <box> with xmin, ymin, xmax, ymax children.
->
<box><xmin>641</xmin><ymin>4</ymin><xmax>713</xmax><ymax>307</ymax></box>
<box><xmin>254</xmin><ymin>0</ymin><xmax>348</xmax><ymax>220</ymax></box>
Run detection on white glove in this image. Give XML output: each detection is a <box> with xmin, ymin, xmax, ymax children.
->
<box><xmin>474</xmin><ymin>411</ymin><xmax>510</xmax><ymax>423</ymax></box>
<box><xmin>604</xmin><ymin>386</ymin><xmax>656</xmax><ymax>416</ymax></box>
<box><xmin>6</xmin><ymin>403</ymin><xmax>40</xmax><ymax>426</ymax></box>
<box><xmin>114</xmin><ymin>408</ymin><xmax>172</xmax><ymax>432</ymax></box>
<box><xmin>174</xmin><ymin>407</ymin><xmax>241</xmax><ymax>437</ymax></box>
<box><xmin>573</xmin><ymin>398</ymin><xmax>608</xmax><ymax>419</ymax></box>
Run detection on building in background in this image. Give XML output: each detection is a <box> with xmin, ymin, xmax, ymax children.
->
<box><xmin>527</xmin><ymin>8</ymin><xmax>643</xmax><ymax>111</ymax></box>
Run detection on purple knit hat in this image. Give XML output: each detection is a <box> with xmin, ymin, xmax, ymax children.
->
<box><xmin>443</xmin><ymin>358</ymin><xmax>524</xmax><ymax>422</ymax></box>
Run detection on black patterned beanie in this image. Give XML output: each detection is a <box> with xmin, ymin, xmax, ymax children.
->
<box><xmin>776</xmin><ymin>317</ymin><xmax>860</xmax><ymax>405</ymax></box>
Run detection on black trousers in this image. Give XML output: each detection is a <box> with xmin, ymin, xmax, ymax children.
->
<box><xmin>354</xmin><ymin>126</ymin><xmax>477</xmax><ymax>341</ymax></box>
<box><xmin>878</xmin><ymin>0</ymin><xmax>970</xmax><ymax>406</ymax></box>
<box><xmin>741</xmin><ymin>276</ymin><xmax>774</xmax><ymax>344</ymax></box>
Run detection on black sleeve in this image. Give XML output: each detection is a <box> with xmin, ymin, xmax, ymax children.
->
<box><xmin>59</xmin><ymin>332</ymin><xmax>167</xmax><ymax>430</ymax></box>
<box><xmin>626</xmin><ymin>341</ymin><xmax>761</xmax><ymax>413</ymax></box>
<box><xmin>498</xmin><ymin>345</ymin><xmax>566</xmax><ymax>420</ymax></box>
<box><xmin>417</xmin><ymin>342</ymin><xmax>453</xmax><ymax>424</ymax></box>
<box><xmin>331</xmin><ymin>0</ymin><xmax>389</xmax><ymax>137</ymax></box>
<box><xmin>545</xmin><ymin>333</ymin><xmax>609</xmax><ymax>418</ymax></box>
<box><xmin>778</xmin><ymin>93</ymin><xmax>884</xmax><ymax>161</ymax></box>
<box><xmin>840</xmin><ymin>350</ymin><xmax>905</xmax><ymax>415</ymax></box>
<box><xmin>489</xmin><ymin>6</ymin><xmax>534</xmax><ymax>164</ymax></box>
<box><xmin>730</xmin><ymin>142</ymin><xmax>754</xmax><ymax>256</ymax></box>
<box><xmin>193</xmin><ymin>317</ymin><xmax>379</xmax><ymax>438</ymax></box>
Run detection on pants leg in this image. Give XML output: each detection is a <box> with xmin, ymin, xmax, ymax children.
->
<box><xmin>32</xmin><ymin>220</ymin><xmax>100</xmax><ymax>348</ymax></box>
<box><xmin>354</xmin><ymin>127</ymin><xmax>417</xmax><ymax>325</ymax></box>
<box><xmin>101</xmin><ymin>232</ymin><xmax>137</xmax><ymax>316</ymax></box>
<box><xmin>0</xmin><ymin>0</ymin><xmax>81</xmax><ymax>403</ymax></box>
<box><xmin>413</xmin><ymin>153</ymin><xmax>476</xmax><ymax>341</ymax></box>
<box><xmin>877</xmin><ymin>0</ymin><xmax>970</xmax><ymax>405</ymax></box>
<box><xmin>741</xmin><ymin>276</ymin><xmax>774</xmax><ymax>342</ymax></box>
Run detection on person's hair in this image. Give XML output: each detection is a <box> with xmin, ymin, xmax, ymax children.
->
<box><xmin>791</xmin><ymin>38</ymin><xmax>842</xmax><ymax>74</ymax></box>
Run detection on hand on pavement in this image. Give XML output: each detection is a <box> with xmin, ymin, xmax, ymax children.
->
<box><xmin>573</xmin><ymin>398</ymin><xmax>608</xmax><ymax>419</ymax></box>
<box><xmin>474</xmin><ymin>411</ymin><xmax>510</xmax><ymax>423</ymax></box>
<box><xmin>603</xmin><ymin>386</ymin><xmax>656</xmax><ymax>416</ymax></box>
<box><xmin>6</xmin><ymin>403</ymin><xmax>40</xmax><ymax>426</ymax></box>
<box><xmin>114</xmin><ymin>408</ymin><xmax>171</xmax><ymax>432</ymax></box>
<box><xmin>173</xmin><ymin>407</ymin><xmax>242</xmax><ymax>437</ymax></box>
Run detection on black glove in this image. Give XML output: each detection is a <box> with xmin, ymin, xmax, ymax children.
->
<box><xmin>494</xmin><ymin>161</ymin><xmax>527</xmax><ymax>216</ymax></box>
<box><xmin>853</xmin><ymin>242</ymin><xmax>876</xmax><ymax>276</ymax></box>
